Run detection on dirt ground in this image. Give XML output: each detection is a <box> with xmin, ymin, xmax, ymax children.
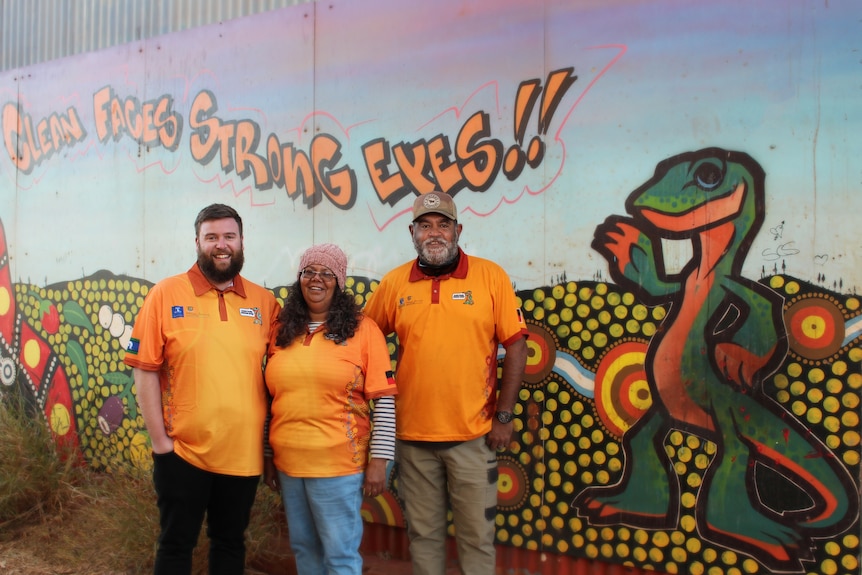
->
<box><xmin>0</xmin><ymin>536</ymin><xmax>421</xmax><ymax>575</ymax></box>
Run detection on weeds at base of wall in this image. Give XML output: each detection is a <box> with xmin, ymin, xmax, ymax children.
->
<box><xmin>0</xmin><ymin>393</ymin><xmax>289</xmax><ymax>575</ymax></box>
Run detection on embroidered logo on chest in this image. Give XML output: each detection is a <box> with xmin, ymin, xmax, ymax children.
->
<box><xmin>240</xmin><ymin>307</ymin><xmax>263</xmax><ymax>324</ymax></box>
<box><xmin>452</xmin><ymin>291</ymin><xmax>474</xmax><ymax>305</ymax></box>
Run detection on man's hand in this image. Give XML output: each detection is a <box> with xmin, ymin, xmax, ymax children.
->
<box><xmin>486</xmin><ymin>420</ymin><xmax>514</xmax><ymax>452</ymax></box>
<box><xmin>150</xmin><ymin>436</ymin><xmax>175</xmax><ymax>455</ymax></box>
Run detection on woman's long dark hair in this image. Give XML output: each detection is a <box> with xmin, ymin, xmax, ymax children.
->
<box><xmin>274</xmin><ymin>280</ymin><xmax>361</xmax><ymax>347</ymax></box>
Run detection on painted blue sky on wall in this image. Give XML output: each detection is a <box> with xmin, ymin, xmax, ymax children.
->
<box><xmin>0</xmin><ymin>0</ymin><xmax>858</xmax><ymax>291</ymax></box>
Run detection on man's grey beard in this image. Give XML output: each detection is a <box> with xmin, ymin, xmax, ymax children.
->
<box><xmin>197</xmin><ymin>249</ymin><xmax>244</xmax><ymax>285</ymax></box>
<box><xmin>413</xmin><ymin>235</ymin><xmax>459</xmax><ymax>267</ymax></box>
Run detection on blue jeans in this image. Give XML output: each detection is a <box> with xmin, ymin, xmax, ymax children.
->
<box><xmin>278</xmin><ymin>471</ymin><xmax>365</xmax><ymax>575</ymax></box>
<box><xmin>152</xmin><ymin>451</ymin><xmax>259</xmax><ymax>575</ymax></box>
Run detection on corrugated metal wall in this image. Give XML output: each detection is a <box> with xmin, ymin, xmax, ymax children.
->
<box><xmin>0</xmin><ymin>0</ymin><xmax>312</xmax><ymax>72</ymax></box>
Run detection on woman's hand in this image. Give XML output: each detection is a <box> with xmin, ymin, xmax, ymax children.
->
<box><xmin>263</xmin><ymin>456</ymin><xmax>280</xmax><ymax>492</ymax></box>
<box><xmin>362</xmin><ymin>458</ymin><xmax>388</xmax><ymax>498</ymax></box>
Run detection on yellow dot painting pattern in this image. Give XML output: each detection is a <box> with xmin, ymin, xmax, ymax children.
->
<box><xmin>4</xmin><ymin>273</ymin><xmax>859</xmax><ymax>575</ymax></box>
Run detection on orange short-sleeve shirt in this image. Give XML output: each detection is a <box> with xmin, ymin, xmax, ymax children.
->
<box><xmin>265</xmin><ymin>316</ymin><xmax>396</xmax><ymax>478</ymax></box>
<box><xmin>363</xmin><ymin>250</ymin><xmax>527</xmax><ymax>441</ymax></box>
<box><xmin>124</xmin><ymin>264</ymin><xmax>280</xmax><ymax>475</ymax></box>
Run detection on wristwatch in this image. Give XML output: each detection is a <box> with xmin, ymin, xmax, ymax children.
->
<box><xmin>495</xmin><ymin>410</ymin><xmax>514</xmax><ymax>424</ymax></box>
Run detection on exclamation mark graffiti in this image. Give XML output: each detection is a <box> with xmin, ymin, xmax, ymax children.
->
<box><xmin>503</xmin><ymin>79</ymin><xmax>542</xmax><ymax>181</ymax></box>
<box><xmin>503</xmin><ymin>67</ymin><xmax>577</xmax><ymax>181</ymax></box>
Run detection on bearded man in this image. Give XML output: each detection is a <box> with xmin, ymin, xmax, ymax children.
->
<box><xmin>124</xmin><ymin>203</ymin><xmax>280</xmax><ymax>575</ymax></box>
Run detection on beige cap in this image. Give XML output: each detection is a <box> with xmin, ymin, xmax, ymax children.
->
<box><xmin>412</xmin><ymin>192</ymin><xmax>457</xmax><ymax>221</ymax></box>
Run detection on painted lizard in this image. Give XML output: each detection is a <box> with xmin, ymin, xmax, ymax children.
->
<box><xmin>574</xmin><ymin>148</ymin><xmax>858</xmax><ymax>572</ymax></box>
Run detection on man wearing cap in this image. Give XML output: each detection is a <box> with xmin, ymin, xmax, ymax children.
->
<box><xmin>363</xmin><ymin>192</ymin><xmax>528</xmax><ymax>575</ymax></box>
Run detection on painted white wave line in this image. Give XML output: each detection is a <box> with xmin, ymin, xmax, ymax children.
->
<box><xmin>553</xmin><ymin>350</ymin><xmax>596</xmax><ymax>398</ymax></box>
<box><xmin>843</xmin><ymin>314</ymin><xmax>862</xmax><ymax>347</ymax></box>
<box><xmin>497</xmin><ymin>345</ymin><xmax>595</xmax><ymax>397</ymax></box>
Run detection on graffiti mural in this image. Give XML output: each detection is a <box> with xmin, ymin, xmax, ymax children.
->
<box><xmin>0</xmin><ymin>219</ymin><xmax>80</xmax><ymax>457</ymax></box>
<box><xmin>1</xmin><ymin>0</ymin><xmax>861</xmax><ymax>574</ymax></box>
<box><xmin>8</xmin><ymin>228</ymin><xmax>860</xmax><ymax>574</ymax></box>
<box><xmin>575</xmin><ymin>148</ymin><xmax>859</xmax><ymax>571</ymax></box>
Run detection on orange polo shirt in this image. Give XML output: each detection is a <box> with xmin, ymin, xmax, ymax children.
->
<box><xmin>363</xmin><ymin>250</ymin><xmax>527</xmax><ymax>441</ymax></box>
<box><xmin>124</xmin><ymin>264</ymin><xmax>280</xmax><ymax>476</ymax></box>
<box><xmin>265</xmin><ymin>316</ymin><xmax>396</xmax><ymax>477</ymax></box>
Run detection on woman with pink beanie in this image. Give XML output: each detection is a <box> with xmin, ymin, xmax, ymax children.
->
<box><xmin>263</xmin><ymin>243</ymin><xmax>397</xmax><ymax>575</ymax></box>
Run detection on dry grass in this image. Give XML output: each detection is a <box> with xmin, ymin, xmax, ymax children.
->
<box><xmin>0</xmin><ymin>394</ymin><xmax>82</xmax><ymax>530</ymax></box>
<box><xmin>0</xmin><ymin>394</ymin><xmax>292</xmax><ymax>575</ymax></box>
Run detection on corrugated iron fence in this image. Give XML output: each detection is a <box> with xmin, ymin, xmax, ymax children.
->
<box><xmin>0</xmin><ymin>0</ymin><xmax>308</xmax><ymax>72</ymax></box>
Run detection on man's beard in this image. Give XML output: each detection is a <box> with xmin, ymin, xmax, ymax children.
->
<box><xmin>413</xmin><ymin>234</ymin><xmax>459</xmax><ymax>267</ymax></box>
<box><xmin>197</xmin><ymin>248</ymin><xmax>244</xmax><ymax>285</ymax></box>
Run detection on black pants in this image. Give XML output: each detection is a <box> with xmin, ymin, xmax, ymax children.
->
<box><xmin>152</xmin><ymin>451</ymin><xmax>260</xmax><ymax>575</ymax></box>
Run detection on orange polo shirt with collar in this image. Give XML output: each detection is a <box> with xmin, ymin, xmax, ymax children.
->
<box><xmin>363</xmin><ymin>250</ymin><xmax>527</xmax><ymax>442</ymax></box>
<box><xmin>124</xmin><ymin>263</ymin><xmax>280</xmax><ymax>476</ymax></box>
<box><xmin>265</xmin><ymin>316</ymin><xmax>396</xmax><ymax>477</ymax></box>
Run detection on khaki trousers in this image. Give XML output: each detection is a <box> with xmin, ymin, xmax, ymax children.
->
<box><xmin>396</xmin><ymin>437</ymin><xmax>498</xmax><ymax>575</ymax></box>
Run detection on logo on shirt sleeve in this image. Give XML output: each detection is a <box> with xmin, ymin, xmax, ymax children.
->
<box><xmin>171</xmin><ymin>305</ymin><xmax>185</xmax><ymax>318</ymax></box>
<box><xmin>126</xmin><ymin>338</ymin><xmax>140</xmax><ymax>354</ymax></box>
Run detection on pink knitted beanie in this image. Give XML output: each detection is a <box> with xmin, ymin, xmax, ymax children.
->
<box><xmin>299</xmin><ymin>243</ymin><xmax>348</xmax><ymax>288</ymax></box>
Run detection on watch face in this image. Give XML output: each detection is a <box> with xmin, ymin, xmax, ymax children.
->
<box><xmin>496</xmin><ymin>411</ymin><xmax>513</xmax><ymax>423</ymax></box>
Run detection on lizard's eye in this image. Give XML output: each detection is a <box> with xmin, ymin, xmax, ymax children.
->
<box><xmin>693</xmin><ymin>161</ymin><xmax>724</xmax><ymax>191</ymax></box>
